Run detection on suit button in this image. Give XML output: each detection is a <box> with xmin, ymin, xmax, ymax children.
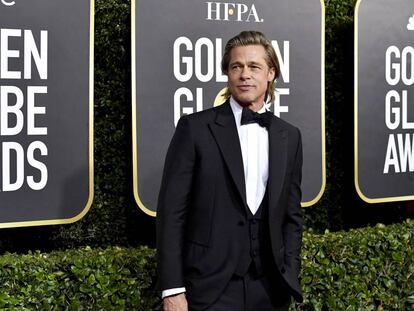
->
<box><xmin>238</xmin><ymin>221</ymin><xmax>246</xmax><ymax>226</ymax></box>
<box><xmin>281</xmin><ymin>267</ymin><xmax>286</xmax><ymax>274</ymax></box>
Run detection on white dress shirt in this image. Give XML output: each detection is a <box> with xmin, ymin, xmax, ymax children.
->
<box><xmin>162</xmin><ymin>97</ymin><xmax>270</xmax><ymax>298</ymax></box>
<box><xmin>229</xmin><ymin>97</ymin><xmax>269</xmax><ymax>215</ymax></box>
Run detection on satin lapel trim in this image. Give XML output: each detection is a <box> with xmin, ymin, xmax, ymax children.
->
<box><xmin>268</xmin><ymin>122</ymin><xmax>288</xmax><ymax>213</ymax></box>
<box><xmin>208</xmin><ymin>104</ymin><xmax>247</xmax><ymax>207</ymax></box>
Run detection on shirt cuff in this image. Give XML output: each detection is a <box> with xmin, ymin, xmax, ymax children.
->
<box><xmin>162</xmin><ymin>287</ymin><xmax>186</xmax><ymax>299</ymax></box>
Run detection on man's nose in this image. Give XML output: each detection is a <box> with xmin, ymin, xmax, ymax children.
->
<box><xmin>240</xmin><ymin>67</ymin><xmax>251</xmax><ymax>79</ymax></box>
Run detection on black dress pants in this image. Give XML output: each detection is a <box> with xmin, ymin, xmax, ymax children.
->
<box><xmin>204</xmin><ymin>269</ymin><xmax>291</xmax><ymax>311</ymax></box>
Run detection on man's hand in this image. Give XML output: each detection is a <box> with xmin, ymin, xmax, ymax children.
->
<box><xmin>163</xmin><ymin>293</ymin><xmax>188</xmax><ymax>311</ymax></box>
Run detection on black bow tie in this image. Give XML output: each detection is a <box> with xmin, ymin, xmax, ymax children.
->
<box><xmin>240</xmin><ymin>107</ymin><xmax>272</xmax><ymax>128</ymax></box>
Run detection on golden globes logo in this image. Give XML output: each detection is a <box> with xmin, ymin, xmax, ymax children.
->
<box><xmin>408</xmin><ymin>14</ymin><xmax>414</xmax><ymax>30</ymax></box>
<box><xmin>383</xmin><ymin>45</ymin><xmax>414</xmax><ymax>174</ymax></box>
<box><xmin>206</xmin><ymin>2</ymin><xmax>264</xmax><ymax>23</ymax></box>
<box><xmin>0</xmin><ymin>29</ymin><xmax>49</xmax><ymax>191</ymax></box>
<box><xmin>1</xmin><ymin>0</ymin><xmax>15</xmax><ymax>6</ymax></box>
<box><xmin>382</xmin><ymin>15</ymin><xmax>414</xmax><ymax>174</ymax></box>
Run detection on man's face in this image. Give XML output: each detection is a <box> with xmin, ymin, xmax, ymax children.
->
<box><xmin>227</xmin><ymin>44</ymin><xmax>275</xmax><ymax>108</ymax></box>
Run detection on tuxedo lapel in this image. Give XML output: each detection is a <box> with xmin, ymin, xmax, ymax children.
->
<box><xmin>268</xmin><ymin>118</ymin><xmax>288</xmax><ymax>213</ymax></box>
<box><xmin>209</xmin><ymin>103</ymin><xmax>247</xmax><ymax>207</ymax></box>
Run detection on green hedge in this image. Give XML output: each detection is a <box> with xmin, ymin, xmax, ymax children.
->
<box><xmin>299</xmin><ymin>219</ymin><xmax>414</xmax><ymax>310</ymax></box>
<box><xmin>0</xmin><ymin>246</ymin><xmax>159</xmax><ymax>311</ymax></box>
<box><xmin>1</xmin><ymin>220</ymin><xmax>413</xmax><ymax>310</ymax></box>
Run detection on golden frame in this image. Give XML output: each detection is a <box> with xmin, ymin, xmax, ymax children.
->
<box><xmin>131</xmin><ymin>0</ymin><xmax>326</xmax><ymax>215</ymax></box>
<box><xmin>0</xmin><ymin>0</ymin><xmax>95</xmax><ymax>228</ymax></box>
<box><xmin>354</xmin><ymin>0</ymin><xmax>414</xmax><ymax>203</ymax></box>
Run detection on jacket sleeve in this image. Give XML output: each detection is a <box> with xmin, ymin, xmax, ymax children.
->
<box><xmin>156</xmin><ymin>116</ymin><xmax>195</xmax><ymax>290</ymax></box>
<box><xmin>282</xmin><ymin>127</ymin><xmax>303</xmax><ymax>280</ymax></box>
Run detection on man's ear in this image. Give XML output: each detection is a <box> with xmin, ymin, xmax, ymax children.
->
<box><xmin>268</xmin><ymin>67</ymin><xmax>275</xmax><ymax>82</ymax></box>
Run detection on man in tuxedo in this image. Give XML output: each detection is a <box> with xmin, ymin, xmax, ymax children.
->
<box><xmin>157</xmin><ymin>31</ymin><xmax>303</xmax><ymax>311</ymax></box>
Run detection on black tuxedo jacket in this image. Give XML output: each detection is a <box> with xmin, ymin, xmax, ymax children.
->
<box><xmin>157</xmin><ymin>101</ymin><xmax>303</xmax><ymax>309</ymax></box>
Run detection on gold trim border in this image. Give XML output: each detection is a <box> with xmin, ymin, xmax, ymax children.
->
<box><xmin>131</xmin><ymin>0</ymin><xmax>326</xmax><ymax>215</ymax></box>
<box><xmin>354</xmin><ymin>0</ymin><xmax>414</xmax><ymax>203</ymax></box>
<box><xmin>131</xmin><ymin>0</ymin><xmax>156</xmax><ymax>216</ymax></box>
<box><xmin>301</xmin><ymin>0</ymin><xmax>326</xmax><ymax>207</ymax></box>
<box><xmin>0</xmin><ymin>0</ymin><xmax>95</xmax><ymax>228</ymax></box>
